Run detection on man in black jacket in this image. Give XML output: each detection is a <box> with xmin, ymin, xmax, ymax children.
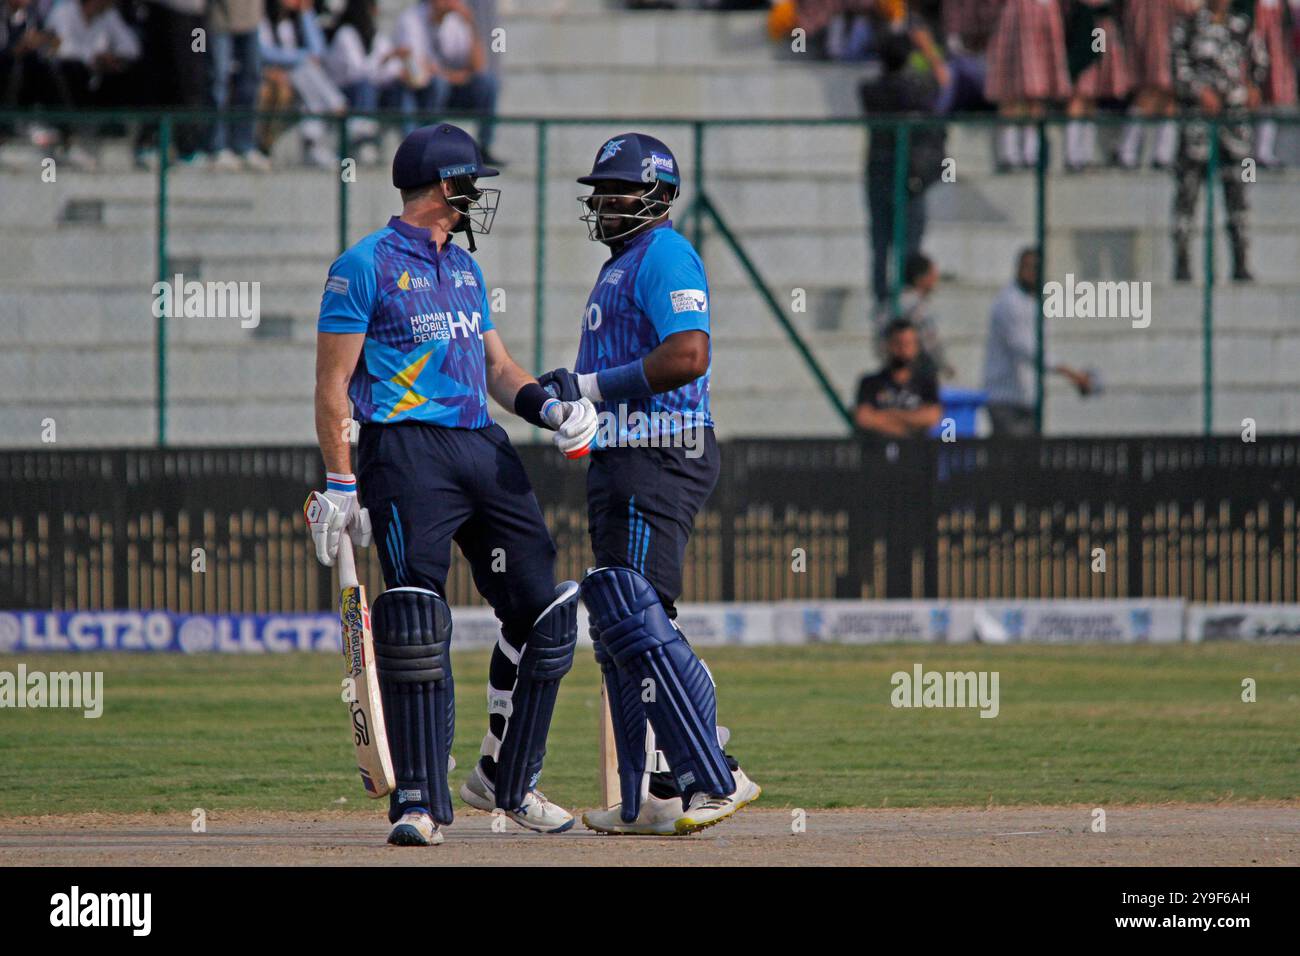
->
<box><xmin>860</xmin><ymin>32</ymin><xmax>946</xmax><ymax>310</ymax></box>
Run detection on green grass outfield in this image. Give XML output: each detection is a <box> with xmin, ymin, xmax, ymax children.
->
<box><xmin>1</xmin><ymin>644</ymin><xmax>1297</xmax><ymax>815</ymax></box>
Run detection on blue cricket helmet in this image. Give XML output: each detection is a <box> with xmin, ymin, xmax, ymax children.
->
<box><xmin>392</xmin><ymin>122</ymin><xmax>498</xmax><ymax>189</ymax></box>
<box><xmin>577</xmin><ymin>133</ymin><xmax>679</xmax><ymax>244</ymax></box>
<box><xmin>391</xmin><ymin>123</ymin><xmax>499</xmax><ymax>250</ymax></box>
<box><xmin>577</xmin><ymin>132</ymin><xmax>680</xmax><ymax>188</ymax></box>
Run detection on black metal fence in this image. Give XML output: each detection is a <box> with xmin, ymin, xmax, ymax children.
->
<box><xmin>3</xmin><ymin>437</ymin><xmax>1297</xmax><ymax>611</ymax></box>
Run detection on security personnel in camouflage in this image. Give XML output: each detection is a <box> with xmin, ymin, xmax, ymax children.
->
<box><xmin>1170</xmin><ymin>0</ymin><xmax>1269</xmax><ymax>282</ymax></box>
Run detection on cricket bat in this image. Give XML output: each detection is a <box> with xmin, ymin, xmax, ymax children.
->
<box><xmin>599</xmin><ymin>677</ymin><xmax>620</xmax><ymax>809</ymax></box>
<box><xmin>337</xmin><ymin>533</ymin><xmax>395</xmax><ymax>798</ymax></box>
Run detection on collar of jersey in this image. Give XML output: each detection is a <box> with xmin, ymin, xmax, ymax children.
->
<box><xmin>606</xmin><ymin>218</ymin><xmax>673</xmax><ymax>263</ymax></box>
<box><xmin>387</xmin><ymin>215</ymin><xmax>456</xmax><ymax>253</ymax></box>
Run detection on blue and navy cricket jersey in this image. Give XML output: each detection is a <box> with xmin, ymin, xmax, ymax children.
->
<box><xmin>575</xmin><ymin>221</ymin><xmax>713</xmax><ymax>436</ymax></box>
<box><xmin>318</xmin><ymin>216</ymin><xmax>494</xmax><ymax>428</ymax></box>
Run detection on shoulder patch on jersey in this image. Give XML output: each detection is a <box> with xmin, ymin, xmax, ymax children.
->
<box><xmin>670</xmin><ymin>288</ymin><xmax>707</xmax><ymax>313</ymax></box>
<box><xmin>325</xmin><ymin>276</ymin><xmax>349</xmax><ymax>295</ymax></box>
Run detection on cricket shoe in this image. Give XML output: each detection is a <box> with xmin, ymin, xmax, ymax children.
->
<box><xmin>582</xmin><ymin>792</ymin><xmax>684</xmax><ymax>836</ymax></box>
<box><xmin>387</xmin><ymin>809</ymin><xmax>443</xmax><ymax>846</ymax></box>
<box><xmin>459</xmin><ymin>762</ymin><xmax>575</xmax><ymax>834</ymax></box>
<box><xmin>674</xmin><ymin>768</ymin><xmax>762</xmax><ymax>835</ymax></box>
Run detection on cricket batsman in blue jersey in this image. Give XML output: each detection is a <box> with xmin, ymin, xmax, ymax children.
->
<box><xmin>304</xmin><ymin>124</ymin><xmax>599</xmax><ymax>847</ymax></box>
<box><xmin>539</xmin><ymin>133</ymin><xmax>761</xmax><ymax>835</ymax></box>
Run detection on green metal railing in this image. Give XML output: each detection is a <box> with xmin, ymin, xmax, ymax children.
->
<box><xmin>2</xmin><ymin>107</ymin><xmax>1290</xmax><ymax>445</ymax></box>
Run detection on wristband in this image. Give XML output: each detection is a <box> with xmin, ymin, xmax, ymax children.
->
<box><xmin>326</xmin><ymin>472</ymin><xmax>357</xmax><ymax>494</ymax></box>
<box><xmin>514</xmin><ymin>382</ymin><xmax>554</xmax><ymax>428</ymax></box>
<box><xmin>593</xmin><ymin>360</ymin><xmax>653</xmax><ymax>402</ymax></box>
<box><xmin>577</xmin><ymin>372</ymin><xmax>602</xmax><ymax>402</ymax></box>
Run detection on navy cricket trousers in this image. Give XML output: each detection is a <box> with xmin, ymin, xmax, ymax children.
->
<box><xmin>357</xmin><ymin>421</ymin><xmax>557</xmax><ymax>641</ymax></box>
<box><xmin>586</xmin><ymin>428</ymin><xmax>720</xmax><ymax>617</ymax></box>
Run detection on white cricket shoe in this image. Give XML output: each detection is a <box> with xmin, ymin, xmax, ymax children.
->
<box><xmin>387</xmin><ymin>809</ymin><xmax>443</xmax><ymax>846</ymax></box>
<box><xmin>582</xmin><ymin>792</ymin><xmax>684</xmax><ymax>836</ymax></box>
<box><xmin>673</xmin><ymin>768</ymin><xmax>762</xmax><ymax>835</ymax></box>
<box><xmin>459</xmin><ymin>762</ymin><xmax>575</xmax><ymax>834</ymax></box>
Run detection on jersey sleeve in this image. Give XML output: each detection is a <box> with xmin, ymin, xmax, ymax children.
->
<box><xmin>318</xmin><ymin>244</ymin><xmax>377</xmax><ymax>333</ymax></box>
<box><xmin>474</xmin><ymin>261</ymin><xmax>495</xmax><ymax>333</ymax></box>
<box><xmin>632</xmin><ymin>232</ymin><xmax>711</xmax><ymax>339</ymax></box>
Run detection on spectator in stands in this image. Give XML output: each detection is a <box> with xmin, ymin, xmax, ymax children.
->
<box><xmin>1253</xmin><ymin>0</ymin><xmax>1297</xmax><ymax>167</ymax></box>
<box><xmin>859</xmin><ymin>30</ymin><xmax>945</xmax><ymax>308</ymax></box>
<box><xmin>0</xmin><ymin>0</ymin><xmax>73</xmax><ymax>140</ymax></box>
<box><xmin>934</xmin><ymin>0</ymin><xmax>998</xmax><ymax>113</ymax></box>
<box><xmin>1115</xmin><ymin>0</ymin><xmax>1190</xmax><ymax>170</ymax></box>
<box><xmin>982</xmin><ymin>247</ymin><xmax>1093</xmax><ymax>436</ymax></box>
<box><xmin>393</xmin><ymin>0</ymin><xmax>501</xmax><ymax>164</ymax></box>
<box><xmin>208</xmin><ymin>0</ymin><xmax>269</xmax><ymax>171</ymax></box>
<box><xmin>893</xmin><ymin>251</ymin><xmax>953</xmax><ymax>379</ymax></box>
<box><xmin>259</xmin><ymin>0</ymin><xmax>346</xmax><ymax>167</ymax></box>
<box><xmin>825</xmin><ymin>0</ymin><xmax>892</xmax><ymax>62</ymax></box>
<box><xmin>1170</xmin><ymin>0</ymin><xmax>1268</xmax><ymax>283</ymax></box>
<box><xmin>131</xmin><ymin>0</ymin><xmax>209</xmax><ymax>168</ymax></box>
<box><xmin>1063</xmin><ymin>0</ymin><xmax>1131</xmax><ymax>172</ymax></box>
<box><xmin>45</xmin><ymin>0</ymin><xmax>141</xmax><ymax>168</ymax></box>
<box><xmin>985</xmin><ymin>0</ymin><xmax>1071</xmax><ymax>171</ymax></box>
<box><xmin>855</xmin><ymin>317</ymin><xmax>943</xmax><ymax>438</ymax></box>
<box><xmin>326</xmin><ymin>0</ymin><xmax>400</xmax><ymax>165</ymax></box>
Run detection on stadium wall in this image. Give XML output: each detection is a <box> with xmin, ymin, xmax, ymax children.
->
<box><xmin>4</xmin><ymin>437</ymin><xmax>1299</xmax><ymax>613</ymax></box>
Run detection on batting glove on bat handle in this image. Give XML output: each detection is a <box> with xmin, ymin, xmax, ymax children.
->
<box><xmin>304</xmin><ymin>475</ymin><xmax>371</xmax><ymax>566</ymax></box>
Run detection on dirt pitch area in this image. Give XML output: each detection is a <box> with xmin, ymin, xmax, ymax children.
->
<box><xmin>1</xmin><ymin>805</ymin><xmax>1296</xmax><ymax>866</ymax></box>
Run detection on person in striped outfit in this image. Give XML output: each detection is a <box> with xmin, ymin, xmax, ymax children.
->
<box><xmin>1252</xmin><ymin>0</ymin><xmax>1297</xmax><ymax>166</ymax></box>
<box><xmin>985</xmin><ymin>0</ymin><xmax>1073</xmax><ymax>170</ymax></box>
<box><xmin>1064</xmin><ymin>0</ymin><xmax>1134</xmax><ymax>169</ymax></box>
<box><xmin>1116</xmin><ymin>0</ymin><xmax>1198</xmax><ymax>168</ymax></box>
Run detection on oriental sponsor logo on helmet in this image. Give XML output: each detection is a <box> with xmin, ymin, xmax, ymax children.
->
<box><xmin>645</xmin><ymin>152</ymin><xmax>677</xmax><ymax>183</ymax></box>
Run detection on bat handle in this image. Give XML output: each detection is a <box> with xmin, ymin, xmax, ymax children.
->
<box><xmin>336</xmin><ymin>530</ymin><xmax>360</xmax><ymax>590</ymax></box>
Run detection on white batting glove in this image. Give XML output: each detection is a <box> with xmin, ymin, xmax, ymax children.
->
<box><xmin>303</xmin><ymin>473</ymin><xmax>371</xmax><ymax>567</ymax></box>
<box><xmin>547</xmin><ymin>398</ymin><xmax>599</xmax><ymax>459</ymax></box>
